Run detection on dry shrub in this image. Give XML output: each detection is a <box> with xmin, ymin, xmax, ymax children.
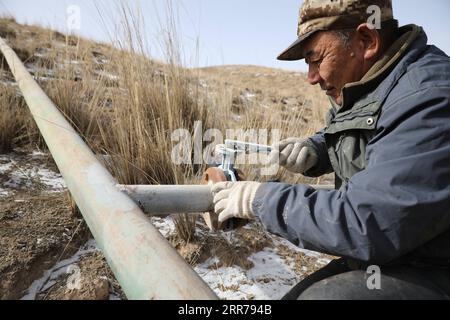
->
<box><xmin>211</xmin><ymin>224</ymin><xmax>273</xmax><ymax>269</ymax></box>
<box><xmin>172</xmin><ymin>214</ymin><xmax>198</xmax><ymax>244</ymax></box>
<box><xmin>0</xmin><ymin>85</ymin><xmax>38</xmax><ymax>152</ymax></box>
<box><xmin>88</xmin><ymin>2</ymin><xmax>225</xmax><ymax>186</ymax></box>
<box><xmin>41</xmin><ymin>71</ymin><xmax>105</xmax><ymax>149</ymax></box>
<box><xmin>0</xmin><ymin>85</ymin><xmax>21</xmax><ymax>152</ymax></box>
<box><xmin>97</xmin><ymin>54</ymin><xmax>215</xmax><ymax>185</ymax></box>
<box><xmin>170</xmin><ymin>221</ymin><xmax>273</xmax><ymax>269</ymax></box>
<box><xmin>0</xmin><ymin>18</ymin><xmax>17</xmax><ymax>40</ymax></box>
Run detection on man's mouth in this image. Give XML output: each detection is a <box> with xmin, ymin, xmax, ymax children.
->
<box><xmin>324</xmin><ymin>87</ymin><xmax>335</xmax><ymax>96</ymax></box>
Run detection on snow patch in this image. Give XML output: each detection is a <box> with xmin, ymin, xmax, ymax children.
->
<box><xmin>0</xmin><ymin>188</ymin><xmax>11</xmax><ymax>198</ymax></box>
<box><xmin>195</xmin><ymin>246</ymin><xmax>302</xmax><ymax>300</ymax></box>
<box><xmin>36</xmin><ymin>168</ymin><xmax>66</xmax><ymax>191</ymax></box>
<box><xmin>21</xmin><ymin>239</ymin><xmax>99</xmax><ymax>300</ymax></box>
<box><xmin>0</xmin><ymin>161</ymin><xmax>13</xmax><ymax>173</ymax></box>
<box><xmin>94</xmin><ymin>70</ymin><xmax>119</xmax><ymax>81</ymax></box>
<box><xmin>150</xmin><ymin>216</ymin><xmax>176</xmax><ymax>237</ymax></box>
<box><xmin>0</xmin><ymin>151</ymin><xmax>67</xmax><ymax>193</ymax></box>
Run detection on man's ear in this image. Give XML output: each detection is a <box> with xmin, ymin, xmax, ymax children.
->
<box><xmin>355</xmin><ymin>23</ymin><xmax>381</xmax><ymax>61</ymax></box>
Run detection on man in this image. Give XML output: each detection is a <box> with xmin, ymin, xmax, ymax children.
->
<box><xmin>212</xmin><ymin>0</ymin><xmax>450</xmax><ymax>299</ymax></box>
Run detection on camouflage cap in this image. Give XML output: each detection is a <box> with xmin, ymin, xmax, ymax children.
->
<box><xmin>278</xmin><ymin>0</ymin><xmax>394</xmax><ymax>61</ymax></box>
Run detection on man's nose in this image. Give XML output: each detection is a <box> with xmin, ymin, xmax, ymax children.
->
<box><xmin>307</xmin><ymin>65</ymin><xmax>321</xmax><ymax>85</ymax></box>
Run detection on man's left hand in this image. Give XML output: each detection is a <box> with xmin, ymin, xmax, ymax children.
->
<box><xmin>212</xmin><ymin>181</ymin><xmax>262</xmax><ymax>223</ymax></box>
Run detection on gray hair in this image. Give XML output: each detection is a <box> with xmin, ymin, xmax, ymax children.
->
<box><xmin>332</xmin><ymin>29</ymin><xmax>355</xmax><ymax>49</ymax></box>
<box><xmin>332</xmin><ymin>20</ymin><xmax>399</xmax><ymax>52</ymax></box>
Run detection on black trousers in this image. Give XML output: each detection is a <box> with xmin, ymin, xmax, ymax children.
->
<box><xmin>282</xmin><ymin>259</ymin><xmax>450</xmax><ymax>300</ymax></box>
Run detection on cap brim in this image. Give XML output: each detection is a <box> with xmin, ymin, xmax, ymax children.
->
<box><xmin>277</xmin><ymin>30</ymin><xmax>318</xmax><ymax>61</ymax></box>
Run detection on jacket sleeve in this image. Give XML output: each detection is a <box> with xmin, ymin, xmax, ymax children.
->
<box><xmin>304</xmin><ymin>129</ymin><xmax>334</xmax><ymax>177</ymax></box>
<box><xmin>252</xmin><ymin>87</ymin><xmax>450</xmax><ymax>264</ymax></box>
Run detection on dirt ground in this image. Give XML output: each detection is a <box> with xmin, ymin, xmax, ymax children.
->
<box><xmin>0</xmin><ymin>150</ymin><xmax>126</xmax><ymax>300</ymax></box>
<box><xmin>0</xmin><ymin>191</ymin><xmax>89</xmax><ymax>299</ymax></box>
<box><xmin>35</xmin><ymin>251</ymin><xmax>125</xmax><ymax>300</ymax></box>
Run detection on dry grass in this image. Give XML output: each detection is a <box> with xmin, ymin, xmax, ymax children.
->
<box><xmin>96</xmin><ymin>54</ymin><xmax>217</xmax><ymax>185</ymax></box>
<box><xmin>172</xmin><ymin>214</ymin><xmax>198</xmax><ymax>244</ymax></box>
<box><xmin>0</xmin><ymin>85</ymin><xmax>40</xmax><ymax>152</ymax></box>
<box><xmin>169</xmin><ymin>220</ymin><xmax>273</xmax><ymax>269</ymax></box>
<box><xmin>0</xmin><ymin>85</ymin><xmax>22</xmax><ymax>152</ymax></box>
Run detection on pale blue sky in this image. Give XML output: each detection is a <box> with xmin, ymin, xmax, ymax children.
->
<box><xmin>1</xmin><ymin>0</ymin><xmax>449</xmax><ymax>72</ymax></box>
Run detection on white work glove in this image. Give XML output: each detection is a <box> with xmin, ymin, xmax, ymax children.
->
<box><xmin>212</xmin><ymin>181</ymin><xmax>261</xmax><ymax>223</ymax></box>
<box><xmin>269</xmin><ymin>138</ymin><xmax>318</xmax><ymax>174</ymax></box>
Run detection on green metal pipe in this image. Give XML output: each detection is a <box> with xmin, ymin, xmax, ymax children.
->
<box><xmin>0</xmin><ymin>37</ymin><xmax>217</xmax><ymax>300</ymax></box>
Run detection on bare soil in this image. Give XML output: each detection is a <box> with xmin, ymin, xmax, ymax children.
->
<box><xmin>0</xmin><ymin>191</ymin><xmax>90</xmax><ymax>299</ymax></box>
<box><xmin>0</xmin><ymin>150</ymin><xmax>125</xmax><ymax>300</ymax></box>
<box><xmin>36</xmin><ymin>251</ymin><xmax>125</xmax><ymax>300</ymax></box>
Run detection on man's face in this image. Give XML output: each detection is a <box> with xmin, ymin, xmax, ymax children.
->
<box><xmin>301</xmin><ymin>31</ymin><xmax>366</xmax><ymax>105</ymax></box>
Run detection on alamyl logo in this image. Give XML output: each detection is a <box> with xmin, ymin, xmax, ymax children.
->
<box><xmin>366</xmin><ymin>265</ymin><xmax>382</xmax><ymax>290</ymax></box>
<box><xmin>178</xmin><ymin>304</ymin><xmax>213</xmax><ymax>318</ymax></box>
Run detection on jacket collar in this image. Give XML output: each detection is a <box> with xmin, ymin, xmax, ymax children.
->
<box><xmin>334</xmin><ymin>24</ymin><xmax>427</xmax><ymax>112</ymax></box>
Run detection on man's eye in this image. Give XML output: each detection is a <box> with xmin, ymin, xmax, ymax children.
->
<box><xmin>312</xmin><ymin>59</ymin><xmax>323</xmax><ymax>65</ymax></box>
<box><xmin>307</xmin><ymin>58</ymin><xmax>323</xmax><ymax>66</ymax></box>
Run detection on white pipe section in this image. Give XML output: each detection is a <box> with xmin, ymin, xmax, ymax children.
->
<box><xmin>118</xmin><ymin>185</ymin><xmax>214</xmax><ymax>215</ymax></box>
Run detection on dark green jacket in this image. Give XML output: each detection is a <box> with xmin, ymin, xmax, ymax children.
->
<box><xmin>253</xmin><ymin>25</ymin><xmax>450</xmax><ymax>266</ymax></box>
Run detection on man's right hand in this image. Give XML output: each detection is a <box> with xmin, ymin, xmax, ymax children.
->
<box><xmin>269</xmin><ymin>138</ymin><xmax>318</xmax><ymax>174</ymax></box>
